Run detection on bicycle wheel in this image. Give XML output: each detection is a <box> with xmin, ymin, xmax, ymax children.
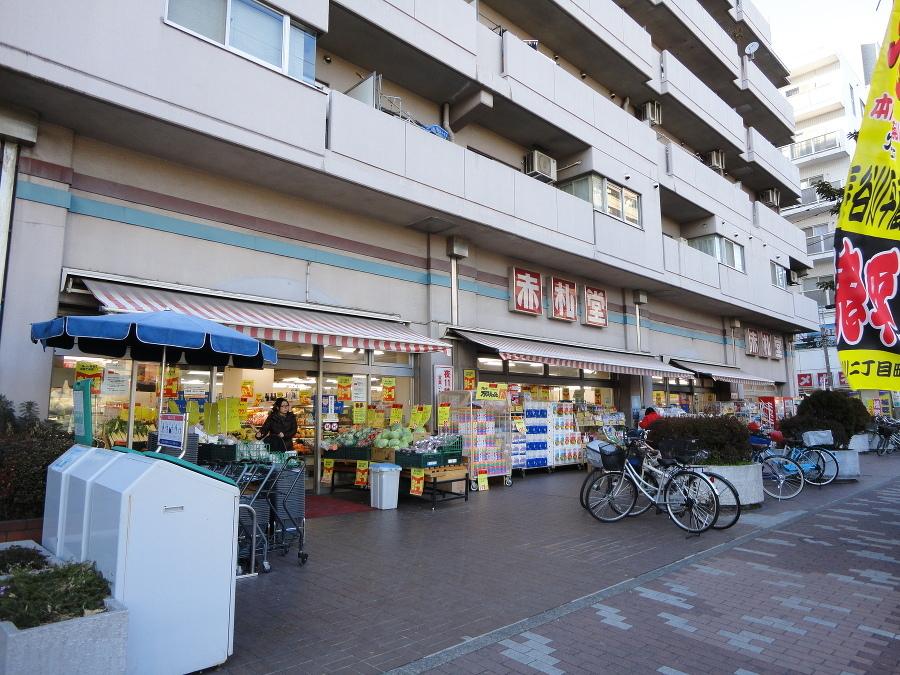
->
<box><xmin>580</xmin><ymin>468</ymin><xmax>604</xmax><ymax>509</ymax></box>
<box><xmin>664</xmin><ymin>470</ymin><xmax>719</xmax><ymax>534</ymax></box>
<box><xmin>586</xmin><ymin>471</ymin><xmax>637</xmax><ymax>523</ymax></box>
<box><xmin>628</xmin><ymin>471</ymin><xmax>658</xmax><ymax>517</ymax></box>
<box><xmin>877</xmin><ymin>435</ymin><xmax>889</xmax><ymax>456</ymax></box>
<box><xmin>890</xmin><ymin>433</ymin><xmax>900</xmax><ymax>455</ymax></box>
<box><xmin>761</xmin><ymin>456</ymin><xmax>805</xmax><ymax>500</ymax></box>
<box><xmin>703</xmin><ymin>472</ymin><xmax>741</xmax><ymax>530</ymax></box>
<box><xmin>792</xmin><ymin>448</ymin><xmax>826</xmax><ymax>485</ymax></box>
<box><xmin>805</xmin><ymin>447</ymin><xmax>839</xmax><ymax>486</ymax></box>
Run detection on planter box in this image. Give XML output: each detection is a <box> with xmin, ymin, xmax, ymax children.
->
<box><xmin>698</xmin><ymin>463</ymin><xmax>763</xmax><ymax>506</ymax></box>
<box><xmin>832</xmin><ymin>448</ymin><xmax>860</xmax><ymax>480</ymax></box>
<box><xmin>849</xmin><ymin>433</ymin><xmax>879</xmax><ymax>454</ymax></box>
<box><xmin>0</xmin><ymin>541</ymin><xmax>59</xmax><ymax>580</ymax></box>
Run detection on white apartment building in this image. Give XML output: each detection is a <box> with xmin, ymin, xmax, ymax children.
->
<box><xmin>780</xmin><ymin>53</ymin><xmax>869</xmax><ymax>398</ymax></box>
<box><xmin>0</xmin><ymin>0</ymin><xmax>815</xmax><ymax>457</ymax></box>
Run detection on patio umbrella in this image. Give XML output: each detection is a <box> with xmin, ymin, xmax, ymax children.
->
<box><xmin>32</xmin><ymin>310</ymin><xmax>278</xmax><ymax>447</ymax></box>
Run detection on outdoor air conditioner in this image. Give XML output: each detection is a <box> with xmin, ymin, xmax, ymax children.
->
<box><xmin>759</xmin><ymin>188</ymin><xmax>781</xmax><ymax>208</ymax></box>
<box><xmin>788</xmin><ymin>270</ymin><xmax>802</xmax><ymax>286</ymax></box>
<box><xmin>524</xmin><ymin>149</ymin><xmax>557</xmax><ymax>182</ymax></box>
<box><xmin>638</xmin><ymin>100</ymin><xmax>662</xmax><ymax>126</ymax></box>
<box><xmin>706</xmin><ymin>149</ymin><xmax>726</xmax><ymax>174</ymax></box>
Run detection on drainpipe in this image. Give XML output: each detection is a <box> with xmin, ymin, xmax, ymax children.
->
<box><xmin>0</xmin><ymin>141</ymin><xmax>20</xmax><ymax>349</ymax></box>
<box><xmin>632</xmin><ymin>290</ymin><xmax>648</xmax><ymax>352</ymax></box>
<box><xmin>729</xmin><ymin>318</ymin><xmax>741</xmax><ymax>365</ymax></box>
<box><xmin>441</xmin><ymin>103</ymin><xmax>455</xmax><ymax>141</ymax></box>
<box><xmin>446</xmin><ymin>236</ymin><xmax>469</xmax><ymax>325</ymax></box>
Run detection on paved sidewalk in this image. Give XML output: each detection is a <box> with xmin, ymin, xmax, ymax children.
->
<box><xmin>222</xmin><ymin>454</ymin><xmax>900</xmax><ymax>674</ymax></box>
<box><xmin>395</xmin><ymin>476</ymin><xmax>900</xmax><ymax>675</ymax></box>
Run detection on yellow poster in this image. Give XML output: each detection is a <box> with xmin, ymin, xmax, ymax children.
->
<box><xmin>367</xmin><ymin>404</ymin><xmax>385</xmax><ymax>428</ymax></box>
<box><xmin>74</xmin><ymin>361</ymin><xmax>103</xmax><ymax>395</ymax></box>
<box><xmin>352</xmin><ymin>401</ymin><xmax>366</xmax><ymax>425</ymax></box>
<box><xmin>475</xmin><ymin>381</ymin><xmax>508</xmax><ymax>400</ymax></box>
<box><xmin>337</xmin><ymin>375</ymin><xmax>352</xmax><ymax>402</ymax></box>
<box><xmin>463</xmin><ymin>369</ymin><xmax>476</xmax><ymax>390</ymax></box>
<box><xmin>240</xmin><ymin>380</ymin><xmax>254</xmax><ymax>399</ymax></box>
<box><xmin>204</xmin><ymin>401</ymin><xmax>219</xmax><ymax>434</ymax></box>
<box><xmin>321</xmin><ymin>458</ymin><xmax>334</xmax><ymax>485</ymax></box>
<box><xmin>354</xmin><ymin>460</ymin><xmax>369</xmax><ymax>487</ymax></box>
<box><xmin>477</xmin><ymin>471</ymin><xmax>489</xmax><ymax>491</ymax></box>
<box><xmin>186</xmin><ymin>400</ymin><xmax>200</xmax><ymax>425</ymax></box>
<box><xmin>409</xmin><ymin>405</ymin><xmax>431</xmax><ymax>428</ymax></box>
<box><xmin>163</xmin><ymin>367</ymin><xmax>180</xmax><ymax>399</ymax></box>
<box><xmin>410</xmin><ymin>467</ymin><xmax>425</xmax><ymax>496</ymax></box>
<box><xmin>437</xmin><ymin>402</ymin><xmax>451</xmax><ymax>428</ymax></box>
<box><xmin>835</xmin><ymin>1</ymin><xmax>900</xmax><ymax>390</ymax></box>
<box><xmin>382</xmin><ymin>376</ymin><xmax>396</xmax><ymax>403</ymax></box>
<box><xmin>514</xmin><ymin>419</ymin><xmax>527</xmax><ymax>434</ymax></box>
<box><xmin>389</xmin><ymin>404</ymin><xmax>405</xmax><ymax>426</ymax></box>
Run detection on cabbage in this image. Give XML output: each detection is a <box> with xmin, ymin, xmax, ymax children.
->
<box><xmin>388</xmin><ymin>439</ymin><xmax>400</xmax><ymax>448</ymax></box>
<box><xmin>375</xmin><ymin>438</ymin><xmax>387</xmax><ymax>448</ymax></box>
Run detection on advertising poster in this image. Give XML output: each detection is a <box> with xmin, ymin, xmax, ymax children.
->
<box><xmin>410</xmin><ymin>468</ymin><xmax>425</xmax><ymax>496</ymax></box>
<box><xmin>354</xmin><ymin>460</ymin><xmax>369</xmax><ymax>487</ymax></box>
<box><xmin>75</xmin><ymin>361</ymin><xmax>102</xmax><ymax>395</ymax></box>
<box><xmin>463</xmin><ymin>369</ymin><xmax>476</xmax><ymax>390</ymax></box>
<box><xmin>321</xmin><ymin>458</ymin><xmax>334</xmax><ymax>485</ymax></box>
<box><xmin>240</xmin><ymin>380</ymin><xmax>254</xmax><ymax>399</ymax></box>
<box><xmin>433</xmin><ymin>365</ymin><xmax>454</xmax><ymax>395</ymax></box>
<box><xmin>336</xmin><ymin>376</ymin><xmax>352</xmax><ymax>402</ymax></box>
<box><xmin>382</xmin><ymin>376</ymin><xmax>396</xmax><ymax>403</ymax></box>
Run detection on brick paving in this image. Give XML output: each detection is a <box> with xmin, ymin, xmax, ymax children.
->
<box><xmin>219</xmin><ymin>455</ymin><xmax>900</xmax><ymax>674</ymax></box>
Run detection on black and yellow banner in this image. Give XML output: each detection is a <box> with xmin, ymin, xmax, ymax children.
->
<box><xmin>836</xmin><ymin>0</ymin><xmax>900</xmax><ymax>390</ymax></box>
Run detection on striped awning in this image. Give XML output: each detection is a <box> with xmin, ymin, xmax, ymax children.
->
<box><xmin>456</xmin><ymin>331</ymin><xmax>691</xmax><ymax>378</ymax></box>
<box><xmin>84</xmin><ymin>280</ymin><xmax>451</xmax><ymax>354</ymax></box>
<box><xmin>669</xmin><ymin>359</ymin><xmax>776</xmax><ymax>387</ymax></box>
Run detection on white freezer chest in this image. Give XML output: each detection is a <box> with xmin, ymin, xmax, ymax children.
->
<box><xmin>42</xmin><ymin>444</ymin><xmax>93</xmax><ymax>556</ymax></box>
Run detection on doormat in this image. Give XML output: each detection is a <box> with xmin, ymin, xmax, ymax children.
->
<box><xmin>306</xmin><ymin>494</ymin><xmax>375</xmax><ymax>519</ymax></box>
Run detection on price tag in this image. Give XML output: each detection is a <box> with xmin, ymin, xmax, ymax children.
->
<box><xmin>367</xmin><ymin>405</ymin><xmax>384</xmax><ymax>428</ymax></box>
<box><xmin>410</xmin><ymin>468</ymin><xmax>425</xmax><ymax>496</ymax></box>
<box><xmin>352</xmin><ymin>402</ymin><xmax>366</xmax><ymax>425</ymax></box>
<box><xmin>389</xmin><ymin>404</ymin><xmax>405</xmax><ymax>426</ymax></box>
<box><xmin>477</xmin><ymin>470</ymin><xmax>489</xmax><ymax>491</ymax></box>
<box><xmin>437</xmin><ymin>402</ymin><xmax>451</xmax><ymax>428</ymax></box>
<box><xmin>321</xmin><ymin>458</ymin><xmax>334</xmax><ymax>485</ymax></box>
<box><xmin>354</xmin><ymin>460</ymin><xmax>369</xmax><ymax>487</ymax></box>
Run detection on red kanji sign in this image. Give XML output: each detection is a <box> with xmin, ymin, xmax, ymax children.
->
<box><xmin>865</xmin><ymin>248</ymin><xmax>900</xmax><ymax>346</ymax></box>
<box><xmin>509</xmin><ymin>267</ymin><xmax>543</xmax><ymax>315</ymax></box>
<box><xmin>583</xmin><ymin>286</ymin><xmax>608</xmax><ymax>327</ymax></box>
<box><xmin>549</xmin><ymin>277</ymin><xmax>577</xmax><ymax>321</ymax></box>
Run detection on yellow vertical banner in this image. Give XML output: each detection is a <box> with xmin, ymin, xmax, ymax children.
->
<box><xmin>463</xmin><ymin>369</ymin><xmax>476</xmax><ymax>390</ymax></box>
<box><xmin>437</xmin><ymin>402</ymin><xmax>451</xmax><ymax>429</ymax></box>
<box><xmin>354</xmin><ymin>460</ymin><xmax>369</xmax><ymax>487</ymax></box>
<box><xmin>382</xmin><ymin>376</ymin><xmax>396</xmax><ymax>402</ymax></box>
<box><xmin>835</xmin><ymin>0</ymin><xmax>900</xmax><ymax>390</ymax></box>
<box><xmin>337</xmin><ymin>376</ymin><xmax>352</xmax><ymax>401</ymax></box>
<box><xmin>410</xmin><ymin>468</ymin><xmax>425</xmax><ymax>496</ymax></box>
<box><xmin>352</xmin><ymin>401</ymin><xmax>366</xmax><ymax>425</ymax></box>
<box><xmin>321</xmin><ymin>458</ymin><xmax>334</xmax><ymax>485</ymax></box>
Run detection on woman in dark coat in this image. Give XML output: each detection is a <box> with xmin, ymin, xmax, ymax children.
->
<box><xmin>255</xmin><ymin>397</ymin><xmax>297</xmax><ymax>453</ymax></box>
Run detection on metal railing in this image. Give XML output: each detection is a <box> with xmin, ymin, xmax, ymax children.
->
<box><xmin>781</xmin><ymin>131</ymin><xmax>843</xmax><ymax>161</ymax></box>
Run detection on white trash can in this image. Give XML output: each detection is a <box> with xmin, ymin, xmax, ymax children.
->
<box><xmin>369</xmin><ymin>463</ymin><xmax>401</xmax><ymax>509</ymax></box>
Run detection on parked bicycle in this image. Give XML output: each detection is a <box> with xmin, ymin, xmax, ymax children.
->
<box><xmin>750</xmin><ymin>442</ymin><xmax>805</xmax><ymax>500</ymax></box>
<box><xmin>583</xmin><ymin>435</ymin><xmax>720</xmax><ymax>534</ymax></box>
<box><xmin>874</xmin><ymin>415</ymin><xmax>900</xmax><ymax>456</ymax></box>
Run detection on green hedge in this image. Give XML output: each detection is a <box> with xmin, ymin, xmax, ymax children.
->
<box><xmin>778</xmin><ymin>390</ymin><xmax>870</xmax><ymax>447</ymax></box>
<box><xmin>646</xmin><ymin>416</ymin><xmax>752</xmax><ymax>465</ymax></box>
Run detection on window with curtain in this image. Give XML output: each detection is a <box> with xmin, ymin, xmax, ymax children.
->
<box><xmin>167</xmin><ymin>0</ymin><xmax>316</xmax><ymax>84</ymax></box>
<box><xmin>555</xmin><ymin>173</ymin><xmax>641</xmax><ymax>227</ymax></box>
<box><xmin>606</xmin><ymin>182</ymin><xmax>623</xmax><ymax>219</ymax></box>
<box><xmin>770</xmin><ymin>262</ymin><xmax>788</xmax><ymax>288</ymax></box>
<box><xmin>688</xmin><ymin>234</ymin><xmax>744</xmax><ymax>272</ymax></box>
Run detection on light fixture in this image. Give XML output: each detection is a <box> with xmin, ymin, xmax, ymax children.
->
<box><xmin>529</xmin><ymin>363</ymin><xmax>544</xmax><ymax>368</ymax></box>
<box><xmin>323</xmin><ymin>54</ymin><xmax>332</xmax><ymax>63</ymax></box>
<box><xmin>338</xmin><ymin>347</ymin><xmax>357</xmax><ymax>353</ymax></box>
<box><xmin>187</xmin><ymin>370</ymin><xmax>209</xmax><ymax>375</ymax></box>
<box><xmin>326</xmin><ymin>379</ymin><xmax>338</xmax><ymax>384</ymax></box>
<box><xmin>583</xmin><ymin>369</ymin><xmax>594</xmax><ymax>374</ymax></box>
<box><xmin>373</xmin><ymin>350</ymin><xmax>384</xmax><ymax>355</ymax></box>
<box><xmin>323</xmin><ymin>355</ymin><xmax>342</xmax><ymax>360</ymax></box>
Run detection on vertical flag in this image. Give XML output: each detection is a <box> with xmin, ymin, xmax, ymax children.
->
<box><xmin>835</xmin><ymin>1</ymin><xmax>900</xmax><ymax>390</ymax></box>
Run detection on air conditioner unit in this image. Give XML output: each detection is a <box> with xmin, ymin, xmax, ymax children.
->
<box><xmin>524</xmin><ymin>149</ymin><xmax>557</xmax><ymax>182</ymax></box>
<box><xmin>759</xmin><ymin>188</ymin><xmax>781</xmax><ymax>208</ymax></box>
<box><xmin>638</xmin><ymin>100</ymin><xmax>662</xmax><ymax>126</ymax></box>
<box><xmin>706</xmin><ymin>149</ymin><xmax>726</xmax><ymax>174</ymax></box>
<box><xmin>523</xmin><ymin>39</ymin><xmax>539</xmax><ymax>50</ymax></box>
<box><xmin>788</xmin><ymin>270</ymin><xmax>802</xmax><ymax>286</ymax></box>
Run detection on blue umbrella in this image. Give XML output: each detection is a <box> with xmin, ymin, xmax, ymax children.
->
<box><xmin>32</xmin><ymin>310</ymin><xmax>277</xmax><ymax>447</ymax></box>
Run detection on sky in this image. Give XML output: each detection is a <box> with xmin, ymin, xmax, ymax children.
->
<box><xmin>753</xmin><ymin>0</ymin><xmax>892</xmax><ymax>76</ymax></box>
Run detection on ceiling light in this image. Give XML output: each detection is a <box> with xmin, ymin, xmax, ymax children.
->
<box><xmin>529</xmin><ymin>363</ymin><xmax>544</xmax><ymax>368</ymax></box>
<box><xmin>374</xmin><ymin>350</ymin><xmax>384</xmax><ymax>355</ymax></box>
<box><xmin>326</xmin><ymin>379</ymin><xmax>338</xmax><ymax>384</ymax></box>
<box><xmin>338</xmin><ymin>347</ymin><xmax>357</xmax><ymax>353</ymax></box>
<box><xmin>323</xmin><ymin>355</ymin><xmax>342</xmax><ymax>360</ymax></box>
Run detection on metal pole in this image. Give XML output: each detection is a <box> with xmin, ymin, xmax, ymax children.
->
<box><xmin>634</xmin><ymin>304</ymin><xmax>642</xmax><ymax>352</ymax></box>
<box><xmin>158</xmin><ymin>345</ymin><xmax>167</xmax><ymax>422</ymax></box>
<box><xmin>820</xmin><ymin>307</ymin><xmax>832</xmax><ymax>390</ymax></box>
<box><xmin>450</xmin><ymin>257</ymin><xmax>459</xmax><ymax>325</ymax></box>
<box><xmin>126</xmin><ymin>359</ymin><xmax>138</xmax><ymax>448</ymax></box>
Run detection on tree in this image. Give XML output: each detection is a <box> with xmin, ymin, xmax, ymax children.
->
<box><xmin>811</xmin><ymin>130</ymin><xmax>858</xmax><ymax>215</ymax></box>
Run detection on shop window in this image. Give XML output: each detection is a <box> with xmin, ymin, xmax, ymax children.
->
<box><xmin>508</xmin><ymin>360</ymin><xmax>545</xmax><ymax>375</ymax></box>
<box><xmin>322</xmin><ymin>345</ymin><xmax>367</xmax><ymax>364</ymax></box>
<box><xmin>274</xmin><ymin>342</ymin><xmax>315</xmax><ymax>359</ymax></box>
<box><xmin>372</xmin><ymin>350</ymin><xmax>412</xmax><ymax>366</ymax></box>
<box><xmin>167</xmin><ymin>0</ymin><xmax>317</xmax><ymax>84</ymax></box>
<box><xmin>477</xmin><ymin>355</ymin><xmax>504</xmax><ymax>372</ymax></box>
<box><xmin>369</xmin><ymin>375</ymin><xmax>412</xmax><ymax>406</ymax></box>
<box><xmin>548</xmin><ymin>365</ymin><xmax>580</xmax><ymax>378</ymax></box>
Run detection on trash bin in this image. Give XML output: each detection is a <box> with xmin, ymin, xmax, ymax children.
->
<box><xmin>369</xmin><ymin>463</ymin><xmax>401</xmax><ymax>509</ymax></box>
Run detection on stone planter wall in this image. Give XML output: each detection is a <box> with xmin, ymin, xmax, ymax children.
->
<box><xmin>832</xmin><ymin>449</ymin><xmax>860</xmax><ymax>480</ymax></box>
<box><xmin>698</xmin><ymin>463</ymin><xmax>763</xmax><ymax>506</ymax></box>
<box><xmin>850</xmin><ymin>433</ymin><xmax>880</xmax><ymax>454</ymax></box>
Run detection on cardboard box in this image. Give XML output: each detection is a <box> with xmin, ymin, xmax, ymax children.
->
<box><xmin>370</xmin><ymin>448</ymin><xmax>395</xmax><ymax>463</ymax></box>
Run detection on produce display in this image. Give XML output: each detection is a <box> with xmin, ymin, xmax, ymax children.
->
<box><xmin>396</xmin><ymin>433</ymin><xmax>461</xmax><ymax>455</ymax></box>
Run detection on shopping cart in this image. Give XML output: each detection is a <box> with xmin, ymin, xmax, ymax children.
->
<box><xmin>268</xmin><ymin>460</ymin><xmax>308</xmax><ymax>566</ymax></box>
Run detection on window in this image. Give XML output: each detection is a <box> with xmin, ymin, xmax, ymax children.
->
<box><xmin>802</xmin><ymin>275</ymin><xmax>834</xmax><ymax>307</ymax></box>
<box><xmin>803</xmin><ymin>223</ymin><xmax>834</xmax><ymax>255</ymax></box>
<box><xmin>770</xmin><ymin>261</ymin><xmax>788</xmax><ymax>289</ymax></box>
<box><xmin>799</xmin><ymin>175</ymin><xmax>824</xmax><ymax>190</ymax></box>
<box><xmin>556</xmin><ymin>173</ymin><xmax>641</xmax><ymax>227</ymax></box>
<box><xmin>167</xmin><ymin>0</ymin><xmax>317</xmax><ymax>84</ymax></box>
<box><xmin>687</xmin><ymin>234</ymin><xmax>745</xmax><ymax>272</ymax></box>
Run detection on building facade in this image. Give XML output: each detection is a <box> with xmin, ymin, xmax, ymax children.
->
<box><xmin>0</xmin><ymin>0</ymin><xmax>816</xmax><ymax>467</ymax></box>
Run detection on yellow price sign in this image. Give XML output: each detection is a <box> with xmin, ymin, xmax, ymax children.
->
<box><xmin>389</xmin><ymin>404</ymin><xmax>405</xmax><ymax>426</ymax></box>
<box><xmin>410</xmin><ymin>467</ymin><xmax>425</xmax><ymax>496</ymax></box>
<box><xmin>463</xmin><ymin>369</ymin><xmax>476</xmax><ymax>390</ymax></box>
<box><xmin>352</xmin><ymin>401</ymin><xmax>366</xmax><ymax>425</ymax></box>
<box><xmin>382</xmin><ymin>376</ymin><xmax>396</xmax><ymax>403</ymax></box>
<box><xmin>477</xmin><ymin>471</ymin><xmax>489</xmax><ymax>491</ymax></box>
<box><xmin>354</xmin><ymin>460</ymin><xmax>369</xmax><ymax>487</ymax></box>
<box><xmin>367</xmin><ymin>405</ymin><xmax>384</xmax><ymax>428</ymax></box>
<box><xmin>321</xmin><ymin>458</ymin><xmax>334</xmax><ymax>485</ymax></box>
<box><xmin>476</xmin><ymin>381</ymin><xmax>508</xmax><ymax>400</ymax></box>
<box><xmin>437</xmin><ymin>402</ymin><xmax>451</xmax><ymax>428</ymax></box>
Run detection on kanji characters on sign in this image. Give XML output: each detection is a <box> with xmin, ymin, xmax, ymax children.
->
<box><xmin>583</xmin><ymin>286</ymin><xmax>608</xmax><ymax>328</ymax></box>
<box><xmin>509</xmin><ymin>267</ymin><xmax>543</xmax><ymax>315</ymax></box>
<box><xmin>745</xmin><ymin>328</ymin><xmax>759</xmax><ymax>355</ymax></box>
<box><xmin>549</xmin><ymin>277</ymin><xmax>577</xmax><ymax>321</ymax></box>
<box><xmin>760</xmin><ymin>332</ymin><xmax>772</xmax><ymax>358</ymax></box>
<box><xmin>772</xmin><ymin>336</ymin><xmax>784</xmax><ymax>360</ymax></box>
<box><xmin>835</xmin><ymin>238</ymin><xmax>900</xmax><ymax>348</ymax></box>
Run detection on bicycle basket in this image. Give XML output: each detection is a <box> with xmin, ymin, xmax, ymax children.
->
<box><xmin>586</xmin><ymin>440</ymin><xmax>625</xmax><ymax>470</ymax></box>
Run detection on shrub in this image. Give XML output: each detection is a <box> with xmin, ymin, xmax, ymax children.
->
<box><xmin>646</xmin><ymin>416</ymin><xmax>752</xmax><ymax>465</ymax></box>
<box><xmin>0</xmin><ymin>397</ymin><xmax>73</xmax><ymax>520</ymax></box>
<box><xmin>0</xmin><ymin>546</ymin><xmax>49</xmax><ymax>575</ymax></box>
<box><xmin>780</xmin><ymin>390</ymin><xmax>871</xmax><ymax>446</ymax></box>
<box><xmin>0</xmin><ymin>562</ymin><xmax>109</xmax><ymax>628</ymax></box>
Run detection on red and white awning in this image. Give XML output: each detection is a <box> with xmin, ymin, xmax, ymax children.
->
<box><xmin>456</xmin><ymin>331</ymin><xmax>691</xmax><ymax>378</ymax></box>
<box><xmin>669</xmin><ymin>359</ymin><xmax>776</xmax><ymax>387</ymax></box>
<box><xmin>84</xmin><ymin>280</ymin><xmax>451</xmax><ymax>354</ymax></box>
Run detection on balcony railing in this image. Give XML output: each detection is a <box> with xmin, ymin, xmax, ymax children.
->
<box><xmin>781</xmin><ymin>131</ymin><xmax>842</xmax><ymax>161</ymax></box>
<box><xmin>806</xmin><ymin>232</ymin><xmax>834</xmax><ymax>255</ymax></box>
<box><xmin>796</xmin><ymin>179</ymin><xmax>844</xmax><ymax>206</ymax></box>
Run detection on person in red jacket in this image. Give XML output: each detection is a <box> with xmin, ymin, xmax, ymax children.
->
<box><xmin>639</xmin><ymin>406</ymin><xmax>661</xmax><ymax>430</ymax></box>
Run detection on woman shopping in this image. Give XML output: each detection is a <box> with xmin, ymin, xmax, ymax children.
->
<box><xmin>255</xmin><ymin>397</ymin><xmax>297</xmax><ymax>453</ymax></box>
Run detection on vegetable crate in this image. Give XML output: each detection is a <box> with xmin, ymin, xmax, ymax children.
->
<box><xmin>393</xmin><ymin>451</ymin><xmax>444</xmax><ymax>468</ymax></box>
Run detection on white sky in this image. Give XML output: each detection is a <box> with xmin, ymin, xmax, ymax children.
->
<box><xmin>753</xmin><ymin>0</ymin><xmax>892</xmax><ymax>76</ymax></box>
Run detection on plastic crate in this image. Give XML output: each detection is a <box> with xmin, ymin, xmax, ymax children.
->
<box><xmin>394</xmin><ymin>451</ymin><xmax>444</xmax><ymax>468</ymax></box>
<box><xmin>198</xmin><ymin>444</ymin><xmax>238</xmax><ymax>464</ymax></box>
<box><xmin>439</xmin><ymin>437</ymin><xmax>463</xmax><ymax>454</ymax></box>
<box><xmin>442</xmin><ymin>450</ymin><xmax>463</xmax><ymax>466</ymax></box>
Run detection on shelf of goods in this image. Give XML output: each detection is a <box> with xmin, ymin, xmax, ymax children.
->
<box><xmin>439</xmin><ymin>391</ymin><xmax>512</xmax><ymax>489</ymax></box>
<box><xmin>550</xmin><ymin>402</ymin><xmax>583</xmax><ymax>467</ymax></box>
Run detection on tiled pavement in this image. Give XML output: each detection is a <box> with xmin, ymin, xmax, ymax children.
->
<box><xmin>220</xmin><ymin>454</ymin><xmax>900</xmax><ymax>674</ymax></box>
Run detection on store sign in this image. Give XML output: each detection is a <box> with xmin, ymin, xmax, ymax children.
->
<box><xmin>101</xmin><ymin>369</ymin><xmax>130</xmax><ymax>396</ymax></box>
<box><xmin>382</xmin><ymin>376</ymin><xmax>396</xmax><ymax>403</ymax></box>
<box><xmin>583</xmin><ymin>285</ymin><xmax>608</xmax><ymax>328</ymax></box>
<box><xmin>760</xmin><ymin>332</ymin><xmax>772</xmax><ymax>358</ymax></box>
<box><xmin>158</xmin><ymin>413</ymin><xmax>187</xmax><ymax>450</ymax></box>
<box><xmin>797</xmin><ymin>373</ymin><xmax>814</xmax><ymax>388</ymax></box>
<box><xmin>351</xmin><ymin>377</ymin><xmax>366</xmax><ymax>402</ymax></box>
<box><xmin>352</xmin><ymin>402</ymin><xmax>366</xmax><ymax>424</ymax></box>
<box><xmin>818</xmin><ymin>372</ymin><xmax>832</xmax><ymax>388</ymax></box>
<box><xmin>463</xmin><ymin>369</ymin><xmax>476</xmax><ymax>390</ymax></box>
<box><xmin>745</xmin><ymin>328</ymin><xmax>759</xmax><ymax>355</ymax></box>
<box><xmin>433</xmin><ymin>365</ymin><xmax>454</xmax><ymax>395</ymax></box>
<box><xmin>475</xmin><ymin>381</ymin><xmax>508</xmax><ymax>400</ymax></box>
<box><xmin>549</xmin><ymin>277</ymin><xmax>577</xmax><ymax>321</ymax></box>
<box><xmin>773</xmin><ymin>336</ymin><xmax>784</xmax><ymax>360</ymax></box>
<box><xmin>509</xmin><ymin>266</ymin><xmax>543</xmax><ymax>315</ymax></box>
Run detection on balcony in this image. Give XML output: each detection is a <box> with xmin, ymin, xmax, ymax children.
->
<box><xmin>786</xmin><ymin>81</ymin><xmax>847</xmax><ymax>122</ymax></box>
<box><xmin>782</xmin><ymin>180</ymin><xmax>843</xmax><ymax>218</ymax></box>
<box><xmin>612</xmin><ymin>0</ymin><xmax>741</xmax><ymax>95</ymax></box>
<box><xmin>482</xmin><ymin>0</ymin><xmax>658</xmax><ymax>101</ymax></box>
<box><xmin>697</xmin><ymin>0</ymin><xmax>789</xmax><ymax>86</ymax></box>
<box><xmin>731</xmin><ymin>127</ymin><xmax>801</xmax><ymax>200</ymax></box>
<box><xmin>731</xmin><ymin>57</ymin><xmax>795</xmax><ymax>146</ymax></box>
<box><xmin>794</xmin><ymin>293</ymin><xmax>821</xmax><ymax>327</ymax></box>
<box><xmin>753</xmin><ymin>202</ymin><xmax>809</xmax><ymax>266</ymax></box>
<box><xmin>781</xmin><ymin>131</ymin><xmax>850</xmax><ymax>165</ymax></box>
<box><xmin>658</xmin><ymin>50</ymin><xmax>746</xmax><ymax>156</ymax></box>
<box><xmin>663</xmin><ymin>236</ymin><xmax>721</xmax><ymax>287</ymax></box>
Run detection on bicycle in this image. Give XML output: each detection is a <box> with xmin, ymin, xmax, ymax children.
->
<box><xmin>874</xmin><ymin>416</ymin><xmax>900</xmax><ymax>456</ymax></box>
<box><xmin>784</xmin><ymin>442</ymin><xmax>839</xmax><ymax>486</ymax></box>
<box><xmin>750</xmin><ymin>443</ymin><xmax>805</xmax><ymax>500</ymax></box>
<box><xmin>584</xmin><ymin>437</ymin><xmax>720</xmax><ymax>534</ymax></box>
